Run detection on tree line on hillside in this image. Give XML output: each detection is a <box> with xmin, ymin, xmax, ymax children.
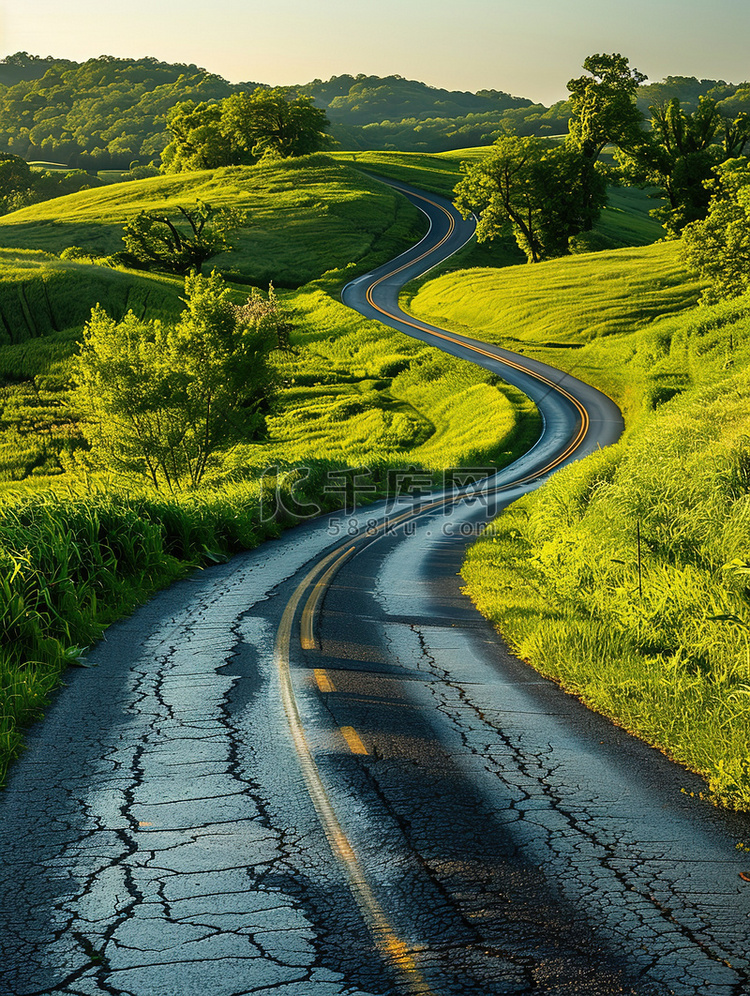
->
<box><xmin>1</xmin><ymin>52</ymin><xmax>749</xmax><ymax>168</ymax></box>
<box><xmin>457</xmin><ymin>54</ymin><xmax>750</xmax><ymax>265</ymax></box>
<box><xmin>0</xmin><ymin>54</ymin><xmax>251</xmax><ymax>170</ymax></box>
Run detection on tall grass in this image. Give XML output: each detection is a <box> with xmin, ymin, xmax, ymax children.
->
<box><xmin>0</xmin><ymin>467</ymin><xmax>386</xmax><ymax>784</ymax></box>
<box><xmin>459</xmin><ymin>289</ymin><xmax>750</xmax><ymax>810</ymax></box>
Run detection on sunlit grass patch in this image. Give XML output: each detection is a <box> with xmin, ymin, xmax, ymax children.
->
<box><xmin>462</xmin><ymin>301</ymin><xmax>750</xmax><ymax>810</ymax></box>
<box><xmin>406</xmin><ymin>240</ymin><xmax>703</xmax><ymax>421</ymax></box>
<box><xmin>0</xmin><ymin>156</ymin><xmax>426</xmax><ymax>288</ymax></box>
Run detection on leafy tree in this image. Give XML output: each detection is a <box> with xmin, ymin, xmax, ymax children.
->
<box><xmin>620</xmin><ymin>97</ymin><xmax>750</xmax><ymax>235</ymax></box>
<box><xmin>681</xmin><ymin>159</ymin><xmax>750</xmax><ymax>302</ymax></box>
<box><xmin>220</xmin><ymin>88</ymin><xmax>330</xmax><ymax>160</ymax></box>
<box><xmin>0</xmin><ymin>153</ymin><xmax>32</xmax><ymax>195</ymax></box>
<box><xmin>454</xmin><ymin>135</ymin><xmax>606</xmax><ymax>262</ymax></box>
<box><xmin>567</xmin><ymin>53</ymin><xmax>647</xmax><ymax>161</ymax></box>
<box><xmin>119</xmin><ymin>200</ymin><xmax>246</xmax><ymax>274</ymax></box>
<box><xmin>159</xmin><ymin>101</ymin><xmax>234</xmax><ymax>173</ymax></box>
<box><xmin>231</xmin><ymin>283</ymin><xmax>294</xmax><ymax>351</ymax></box>
<box><xmin>566</xmin><ymin>53</ymin><xmax>647</xmax><ymax>226</ymax></box>
<box><xmin>73</xmin><ymin>272</ymin><xmax>277</xmax><ymax>490</ymax></box>
<box><xmin>162</xmin><ymin>88</ymin><xmax>330</xmax><ymax>171</ymax></box>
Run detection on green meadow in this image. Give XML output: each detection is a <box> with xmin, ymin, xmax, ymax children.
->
<box><xmin>406</xmin><ymin>240</ymin><xmax>703</xmax><ymax>421</ymax></box>
<box><xmin>0</xmin><ymin>155</ymin><xmax>426</xmax><ymax>287</ymax></box>
<box><xmin>408</xmin><ymin>243</ymin><xmax>750</xmax><ymax>809</ymax></box>
<box><xmin>1</xmin><ymin>143</ymin><xmax>747</xmax><ymax>811</ymax></box>
<box><xmin>0</xmin><ymin>152</ymin><xmax>541</xmax><ymax>783</ymax></box>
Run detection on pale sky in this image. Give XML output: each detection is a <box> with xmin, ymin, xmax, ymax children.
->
<box><xmin>1</xmin><ymin>0</ymin><xmax>748</xmax><ymax>104</ymax></box>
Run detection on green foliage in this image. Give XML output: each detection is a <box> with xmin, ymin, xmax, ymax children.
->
<box><xmin>454</xmin><ymin>136</ymin><xmax>607</xmax><ymax>262</ymax></box>
<box><xmin>0</xmin><ymin>55</ymin><xmax>243</xmax><ymax>170</ymax></box>
<box><xmin>120</xmin><ymin>200</ymin><xmax>246</xmax><ymax>274</ymax></box>
<box><xmin>73</xmin><ymin>272</ymin><xmax>275</xmax><ymax>490</ymax></box>
<box><xmin>566</xmin><ymin>54</ymin><xmax>647</xmax><ymax>225</ymax></box>
<box><xmin>221</xmin><ymin>88</ymin><xmax>330</xmax><ymax>160</ymax></box>
<box><xmin>159</xmin><ymin>101</ymin><xmax>233</xmax><ymax>173</ymax></box>
<box><xmin>620</xmin><ymin>97</ymin><xmax>750</xmax><ymax>236</ymax></box>
<box><xmin>0</xmin><ymin>154</ymin><xmax>32</xmax><ymax>197</ymax></box>
<box><xmin>567</xmin><ymin>53</ymin><xmax>647</xmax><ymax>161</ymax></box>
<box><xmin>0</xmin><ymin>479</ymin><xmax>303</xmax><ymax>785</ymax></box>
<box><xmin>162</xmin><ymin>89</ymin><xmax>330</xmax><ymax>172</ymax></box>
<box><xmin>681</xmin><ymin>159</ymin><xmax>750</xmax><ymax>302</ymax></box>
<box><xmin>304</xmin><ymin>73</ymin><xmax>543</xmax><ymax>153</ymax></box>
<box><xmin>0</xmin><ymin>52</ymin><xmax>747</xmax><ymax>168</ymax></box>
<box><xmin>316</xmin><ymin>74</ymin><xmax>532</xmax><ymax>126</ymax></box>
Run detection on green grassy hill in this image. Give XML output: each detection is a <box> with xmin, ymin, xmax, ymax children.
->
<box><xmin>0</xmin><ymin>155</ymin><xmax>425</xmax><ymax>288</ymax></box>
<box><xmin>406</xmin><ymin>240</ymin><xmax>702</xmax><ymax>421</ymax></box>
<box><xmin>407</xmin><ymin>241</ymin><xmax>750</xmax><ymax>810</ymax></box>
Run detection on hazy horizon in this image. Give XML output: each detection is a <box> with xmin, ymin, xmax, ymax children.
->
<box><xmin>3</xmin><ymin>0</ymin><xmax>749</xmax><ymax>105</ymax></box>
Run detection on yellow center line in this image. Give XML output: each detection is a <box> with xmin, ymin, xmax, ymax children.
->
<box><xmin>301</xmin><ymin>546</ymin><xmax>356</xmax><ymax>650</ymax></box>
<box><xmin>276</xmin><ymin>190</ymin><xmax>601</xmax><ymax>996</ymax></box>
<box><xmin>340</xmin><ymin>726</ymin><xmax>369</xmax><ymax>755</ymax></box>
<box><xmin>362</xmin><ymin>190</ymin><xmax>590</xmax><ymax>479</ymax></box>
<box><xmin>275</xmin><ymin>556</ymin><xmax>437</xmax><ymax>995</ymax></box>
<box><xmin>314</xmin><ymin>668</ymin><xmax>336</xmax><ymax>693</ymax></box>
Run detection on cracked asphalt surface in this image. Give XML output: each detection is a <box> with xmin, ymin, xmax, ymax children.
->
<box><xmin>2</xmin><ymin>181</ymin><xmax>750</xmax><ymax>994</ymax></box>
<box><xmin>3</xmin><ymin>495</ymin><xmax>750</xmax><ymax>995</ymax></box>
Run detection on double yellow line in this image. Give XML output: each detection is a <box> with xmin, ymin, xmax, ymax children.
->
<box><xmin>274</xmin><ymin>187</ymin><xmax>596</xmax><ymax>994</ymax></box>
<box><xmin>365</xmin><ymin>186</ymin><xmax>590</xmax><ymax>478</ymax></box>
<box><xmin>274</xmin><ymin>539</ymin><xmax>434</xmax><ymax>995</ymax></box>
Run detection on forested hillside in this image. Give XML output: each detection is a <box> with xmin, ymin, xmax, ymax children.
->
<box><xmin>1</xmin><ymin>51</ymin><xmax>748</xmax><ymax>167</ymax></box>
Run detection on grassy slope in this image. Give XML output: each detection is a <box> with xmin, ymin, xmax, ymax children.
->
<box><xmin>406</xmin><ymin>241</ymin><xmax>703</xmax><ymax>423</ymax></box>
<box><xmin>0</xmin><ymin>154</ymin><xmax>426</xmax><ymax>288</ymax></box>
<box><xmin>0</xmin><ymin>152</ymin><xmax>545</xmax><ymax>783</ymax></box>
<box><xmin>255</xmin><ymin>280</ymin><xmax>539</xmax><ymax>473</ymax></box>
<box><xmin>408</xmin><ymin>242</ymin><xmax>750</xmax><ymax>809</ymax></box>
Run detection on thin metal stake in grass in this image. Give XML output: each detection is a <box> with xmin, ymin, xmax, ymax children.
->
<box><xmin>637</xmin><ymin>519</ymin><xmax>643</xmax><ymax>601</ymax></box>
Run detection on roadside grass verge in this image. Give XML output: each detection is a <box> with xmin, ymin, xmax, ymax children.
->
<box><xmin>410</xmin><ymin>240</ymin><xmax>750</xmax><ymax>808</ymax></box>
<box><xmin>463</xmin><ymin>353</ymin><xmax>750</xmax><ymax>810</ymax></box>
<box><xmin>406</xmin><ymin>240</ymin><xmax>703</xmax><ymax>423</ymax></box>
<box><xmin>0</xmin><ymin>474</ymin><xmax>342</xmax><ymax>785</ymax></box>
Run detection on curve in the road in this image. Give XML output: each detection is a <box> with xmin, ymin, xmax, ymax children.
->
<box><xmin>6</xmin><ymin>180</ymin><xmax>748</xmax><ymax>996</ymax></box>
<box><xmin>273</xmin><ymin>178</ymin><xmax>626</xmax><ymax>991</ymax></box>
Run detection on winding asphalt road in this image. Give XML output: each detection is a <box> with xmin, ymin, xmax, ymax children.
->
<box><xmin>1</xmin><ymin>181</ymin><xmax>750</xmax><ymax>996</ymax></box>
